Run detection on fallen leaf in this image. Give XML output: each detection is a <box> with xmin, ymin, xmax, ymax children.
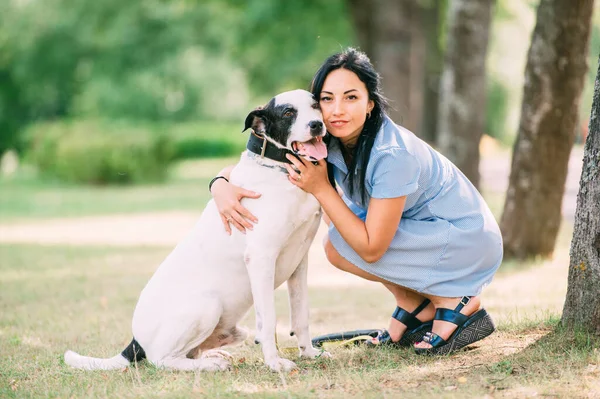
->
<box><xmin>458</xmin><ymin>376</ymin><xmax>468</xmax><ymax>384</ymax></box>
<box><xmin>444</xmin><ymin>385</ymin><xmax>457</xmax><ymax>391</ymax></box>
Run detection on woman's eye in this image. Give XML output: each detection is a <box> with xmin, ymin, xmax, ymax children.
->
<box><xmin>320</xmin><ymin>97</ymin><xmax>332</xmax><ymax>102</ymax></box>
<box><xmin>347</xmin><ymin>95</ymin><xmax>357</xmax><ymax>100</ymax></box>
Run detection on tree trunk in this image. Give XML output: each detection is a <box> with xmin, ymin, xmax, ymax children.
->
<box><xmin>437</xmin><ymin>0</ymin><xmax>494</xmax><ymax>189</ymax></box>
<box><xmin>420</xmin><ymin>0</ymin><xmax>444</xmax><ymax>144</ymax></box>
<box><xmin>499</xmin><ymin>0</ymin><xmax>595</xmax><ymax>260</ymax></box>
<box><xmin>347</xmin><ymin>0</ymin><xmax>374</xmax><ymax>56</ymax></box>
<box><xmin>347</xmin><ymin>0</ymin><xmax>425</xmax><ymax>135</ymax></box>
<box><xmin>561</xmin><ymin>56</ymin><xmax>600</xmax><ymax>335</ymax></box>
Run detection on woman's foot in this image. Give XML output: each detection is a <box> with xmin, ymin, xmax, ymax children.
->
<box><xmin>368</xmin><ymin>298</ymin><xmax>435</xmax><ymax>346</ymax></box>
<box><xmin>385</xmin><ymin>301</ymin><xmax>435</xmax><ymax>342</ymax></box>
<box><xmin>414</xmin><ymin>296</ymin><xmax>481</xmax><ymax>350</ymax></box>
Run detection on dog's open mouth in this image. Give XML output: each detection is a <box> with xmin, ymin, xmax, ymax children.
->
<box><xmin>292</xmin><ymin>137</ymin><xmax>328</xmax><ymax>161</ymax></box>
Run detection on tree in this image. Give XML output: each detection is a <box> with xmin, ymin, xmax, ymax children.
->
<box><xmin>499</xmin><ymin>0</ymin><xmax>595</xmax><ymax>260</ymax></box>
<box><xmin>561</xmin><ymin>56</ymin><xmax>600</xmax><ymax>335</ymax></box>
<box><xmin>436</xmin><ymin>0</ymin><xmax>494</xmax><ymax>189</ymax></box>
<box><xmin>420</xmin><ymin>0</ymin><xmax>445</xmax><ymax>144</ymax></box>
<box><xmin>347</xmin><ymin>0</ymin><xmax>426</xmax><ymax>135</ymax></box>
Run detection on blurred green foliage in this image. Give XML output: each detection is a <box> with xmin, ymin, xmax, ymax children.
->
<box><xmin>0</xmin><ymin>0</ymin><xmax>353</xmax><ymax>156</ymax></box>
<box><xmin>1</xmin><ymin>0</ymin><xmax>597</xmax><ymax>165</ymax></box>
<box><xmin>26</xmin><ymin>120</ymin><xmax>175</xmax><ymax>184</ymax></box>
<box><xmin>169</xmin><ymin>122</ymin><xmax>247</xmax><ymax>159</ymax></box>
<box><xmin>486</xmin><ymin>76</ymin><xmax>510</xmax><ymax>144</ymax></box>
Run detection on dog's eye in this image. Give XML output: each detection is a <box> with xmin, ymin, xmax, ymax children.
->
<box><xmin>284</xmin><ymin>110</ymin><xmax>295</xmax><ymax>117</ymax></box>
<box><xmin>311</xmin><ymin>103</ymin><xmax>320</xmax><ymax>110</ymax></box>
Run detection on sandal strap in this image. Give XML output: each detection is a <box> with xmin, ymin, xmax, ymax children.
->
<box><xmin>391</xmin><ymin>299</ymin><xmax>431</xmax><ymax>330</ymax></box>
<box><xmin>454</xmin><ymin>296</ymin><xmax>471</xmax><ymax>312</ymax></box>
<box><xmin>433</xmin><ymin>296</ymin><xmax>472</xmax><ymax>327</ymax></box>
<box><xmin>422</xmin><ymin>331</ymin><xmax>447</xmax><ymax>347</ymax></box>
<box><xmin>434</xmin><ymin>308</ymin><xmax>469</xmax><ymax>326</ymax></box>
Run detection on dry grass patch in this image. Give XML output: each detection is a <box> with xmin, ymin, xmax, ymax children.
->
<box><xmin>2</xmin><ymin>243</ymin><xmax>599</xmax><ymax>398</ymax></box>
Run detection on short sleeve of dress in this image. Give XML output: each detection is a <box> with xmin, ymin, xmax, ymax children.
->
<box><xmin>368</xmin><ymin>147</ymin><xmax>421</xmax><ymax>199</ymax></box>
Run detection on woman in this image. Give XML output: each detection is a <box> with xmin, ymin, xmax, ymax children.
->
<box><xmin>210</xmin><ymin>48</ymin><xmax>502</xmax><ymax>355</ymax></box>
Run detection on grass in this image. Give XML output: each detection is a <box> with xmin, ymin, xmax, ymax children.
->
<box><xmin>1</xmin><ymin>243</ymin><xmax>599</xmax><ymax>398</ymax></box>
<box><xmin>1</xmin><ymin>150</ymin><xmax>598</xmax><ymax>397</ymax></box>
<box><xmin>0</xmin><ymin>157</ymin><xmax>239</xmax><ymax>223</ymax></box>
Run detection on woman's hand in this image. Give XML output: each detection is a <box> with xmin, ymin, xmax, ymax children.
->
<box><xmin>211</xmin><ymin>178</ymin><xmax>261</xmax><ymax>235</ymax></box>
<box><xmin>284</xmin><ymin>155</ymin><xmax>330</xmax><ymax>195</ymax></box>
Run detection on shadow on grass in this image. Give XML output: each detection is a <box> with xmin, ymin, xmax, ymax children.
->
<box><xmin>481</xmin><ymin>321</ymin><xmax>600</xmax><ymax>395</ymax></box>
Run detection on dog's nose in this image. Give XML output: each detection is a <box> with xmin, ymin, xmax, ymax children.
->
<box><xmin>309</xmin><ymin>120</ymin><xmax>323</xmax><ymax>135</ymax></box>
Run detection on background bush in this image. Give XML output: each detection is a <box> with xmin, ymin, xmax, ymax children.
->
<box><xmin>25</xmin><ymin>121</ymin><xmax>175</xmax><ymax>185</ymax></box>
<box><xmin>169</xmin><ymin>121</ymin><xmax>247</xmax><ymax>159</ymax></box>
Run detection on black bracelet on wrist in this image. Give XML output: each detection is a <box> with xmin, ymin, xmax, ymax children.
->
<box><xmin>208</xmin><ymin>176</ymin><xmax>229</xmax><ymax>192</ymax></box>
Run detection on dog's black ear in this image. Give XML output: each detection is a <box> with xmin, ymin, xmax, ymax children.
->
<box><xmin>243</xmin><ymin>107</ymin><xmax>267</xmax><ymax>134</ymax></box>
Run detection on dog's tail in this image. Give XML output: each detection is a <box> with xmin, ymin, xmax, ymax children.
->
<box><xmin>64</xmin><ymin>338</ymin><xmax>146</xmax><ymax>370</ymax></box>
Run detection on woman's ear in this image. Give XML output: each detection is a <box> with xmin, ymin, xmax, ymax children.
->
<box><xmin>367</xmin><ymin>100</ymin><xmax>375</xmax><ymax>114</ymax></box>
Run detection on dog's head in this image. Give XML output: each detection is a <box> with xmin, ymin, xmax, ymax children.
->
<box><xmin>243</xmin><ymin>89</ymin><xmax>327</xmax><ymax>161</ymax></box>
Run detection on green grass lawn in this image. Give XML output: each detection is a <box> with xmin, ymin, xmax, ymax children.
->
<box><xmin>0</xmin><ymin>157</ymin><xmax>239</xmax><ymax>223</ymax></box>
<box><xmin>1</xmin><ymin>155</ymin><xmax>598</xmax><ymax>397</ymax></box>
<box><xmin>1</xmin><ymin>243</ymin><xmax>599</xmax><ymax>398</ymax></box>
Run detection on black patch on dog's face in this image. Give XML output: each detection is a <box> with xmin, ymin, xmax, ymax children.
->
<box><xmin>243</xmin><ymin>98</ymin><xmax>298</xmax><ymax>147</ymax></box>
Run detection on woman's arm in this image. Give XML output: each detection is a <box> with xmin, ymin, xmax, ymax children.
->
<box><xmin>210</xmin><ymin>164</ymin><xmax>261</xmax><ymax>234</ymax></box>
<box><xmin>314</xmin><ymin>186</ymin><xmax>405</xmax><ymax>263</ymax></box>
<box><xmin>284</xmin><ymin>156</ymin><xmax>404</xmax><ymax>263</ymax></box>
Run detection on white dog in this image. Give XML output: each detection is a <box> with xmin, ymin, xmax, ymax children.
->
<box><xmin>64</xmin><ymin>89</ymin><xmax>329</xmax><ymax>372</ymax></box>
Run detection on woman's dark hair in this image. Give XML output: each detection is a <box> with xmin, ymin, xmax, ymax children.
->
<box><xmin>310</xmin><ymin>47</ymin><xmax>389</xmax><ymax>205</ymax></box>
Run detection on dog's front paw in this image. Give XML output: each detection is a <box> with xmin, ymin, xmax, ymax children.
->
<box><xmin>301</xmin><ymin>347</ymin><xmax>331</xmax><ymax>359</ymax></box>
<box><xmin>203</xmin><ymin>357</ymin><xmax>231</xmax><ymax>372</ymax></box>
<box><xmin>265</xmin><ymin>357</ymin><xmax>297</xmax><ymax>372</ymax></box>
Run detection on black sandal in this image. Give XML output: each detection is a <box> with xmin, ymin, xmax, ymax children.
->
<box><xmin>414</xmin><ymin>296</ymin><xmax>496</xmax><ymax>356</ymax></box>
<box><xmin>365</xmin><ymin>299</ymin><xmax>433</xmax><ymax>348</ymax></box>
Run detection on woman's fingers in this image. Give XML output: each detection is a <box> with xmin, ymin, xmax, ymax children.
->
<box><xmin>232</xmin><ymin>206</ymin><xmax>255</xmax><ymax>229</ymax></box>
<box><xmin>239</xmin><ymin>188</ymin><xmax>262</xmax><ymax>199</ymax></box>
<box><xmin>285</xmin><ymin>154</ymin><xmax>307</xmax><ymax>172</ymax></box>
<box><xmin>235</xmin><ymin>204</ymin><xmax>258</xmax><ymax>224</ymax></box>
<box><xmin>284</xmin><ymin>164</ymin><xmax>302</xmax><ymax>183</ymax></box>
<box><xmin>220</xmin><ymin>213</ymin><xmax>232</xmax><ymax>235</ymax></box>
<box><xmin>230</xmin><ymin>212</ymin><xmax>249</xmax><ymax>233</ymax></box>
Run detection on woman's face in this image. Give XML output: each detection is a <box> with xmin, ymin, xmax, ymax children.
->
<box><xmin>319</xmin><ymin>68</ymin><xmax>374</xmax><ymax>146</ymax></box>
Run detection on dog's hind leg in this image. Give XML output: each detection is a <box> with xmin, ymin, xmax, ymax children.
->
<box><xmin>145</xmin><ymin>299</ymin><xmax>231</xmax><ymax>371</ymax></box>
<box><xmin>155</xmin><ymin>355</ymin><xmax>231</xmax><ymax>371</ymax></box>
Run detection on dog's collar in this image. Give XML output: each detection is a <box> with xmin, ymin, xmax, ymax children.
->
<box><xmin>246</xmin><ymin>130</ymin><xmax>297</xmax><ymax>164</ymax></box>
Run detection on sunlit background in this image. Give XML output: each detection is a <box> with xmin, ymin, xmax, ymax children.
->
<box><xmin>1</xmin><ymin>1</ymin><xmax>600</xmax><ymax>396</ymax></box>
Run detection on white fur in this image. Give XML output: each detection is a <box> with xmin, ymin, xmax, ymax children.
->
<box><xmin>261</xmin><ymin>89</ymin><xmax>325</xmax><ymax>150</ymax></box>
<box><xmin>64</xmin><ymin>90</ymin><xmax>328</xmax><ymax>372</ymax></box>
<box><xmin>276</xmin><ymin>89</ymin><xmax>324</xmax><ymax>149</ymax></box>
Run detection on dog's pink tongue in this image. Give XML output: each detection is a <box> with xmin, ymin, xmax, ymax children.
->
<box><xmin>301</xmin><ymin>139</ymin><xmax>328</xmax><ymax>160</ymax></box>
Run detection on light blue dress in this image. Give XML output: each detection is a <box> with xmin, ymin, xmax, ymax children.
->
<box><xmin>327</xmin><ymin>116</ymin><xmax>503</xmax><ymax>297</ymax></box>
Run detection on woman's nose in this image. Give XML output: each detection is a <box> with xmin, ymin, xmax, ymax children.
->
<box><xmin>332</xmin><ymin>100</ymin><xmax>344</xmax><ymax>115</ymax></box>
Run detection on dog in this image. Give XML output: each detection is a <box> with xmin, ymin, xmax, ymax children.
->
<box><xmin>64</xmin><ymin>89</ymin><xmax>329</xmax><ymax>372</ymax></box>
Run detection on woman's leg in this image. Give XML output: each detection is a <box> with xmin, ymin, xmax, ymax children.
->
<box><xmin>413</xmin><ymin>295</ymin><xmax>481</xmax><ymax>349</ymax></box>
<box><xmin>324</xmin><ymin>236</ymin><xmax>435</xmax><ymax>341</ymax></box>
<box><xmin>323</xmin><ymin>236</ymin><xmax>483</xmax><ymax>348</ymax></box>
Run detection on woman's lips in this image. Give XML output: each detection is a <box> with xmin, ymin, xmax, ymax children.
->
<box><xmin>330</xmin><ymin>120</ymin><xmax>349</xmax><ymax>128</ymax></box>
